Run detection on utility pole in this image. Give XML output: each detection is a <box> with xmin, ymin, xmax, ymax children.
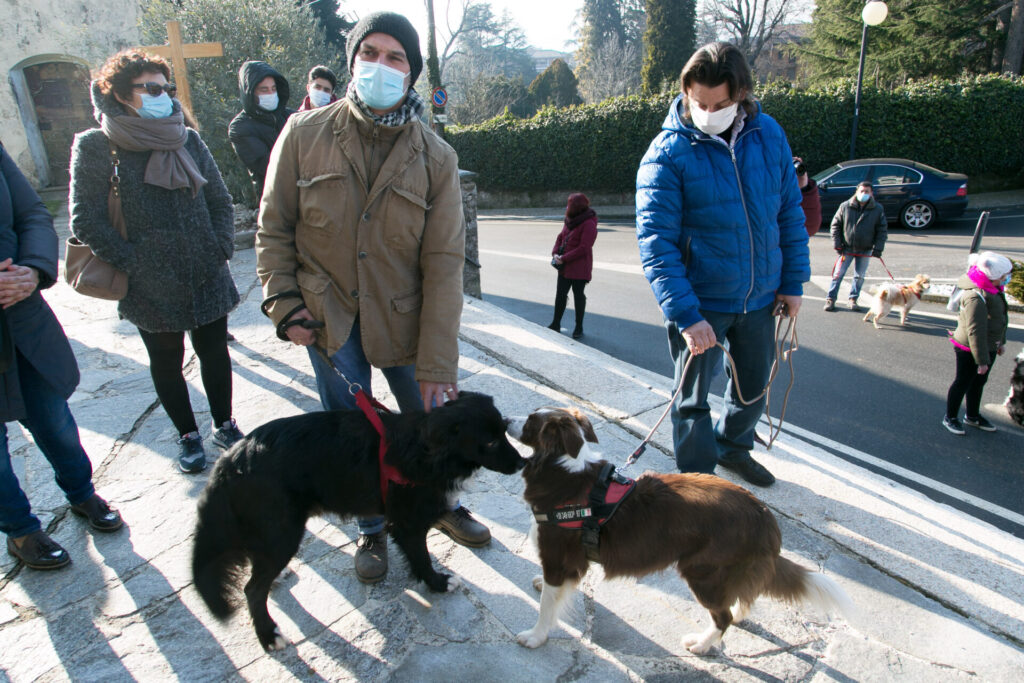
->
<box><xmin>425</xmin><ymin>0</ymin><xmax>446</xmax><ymax>135</ymax></box>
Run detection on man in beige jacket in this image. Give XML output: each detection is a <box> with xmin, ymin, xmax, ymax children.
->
<box><xmin>256</xmin><ymin>11</ymin><xmax>489</xmax><ymax>584</ymax></box>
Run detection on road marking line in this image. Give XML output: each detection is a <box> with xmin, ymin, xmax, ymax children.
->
<box><xmin>479</xmin><ymin>248</ymin><xmax>642</xmax><ymax>275</ymax></box>
<box><xmin>770</xmin><ymin>416</ymin><xmax>1024</xmax><ymax>528</ymax></box>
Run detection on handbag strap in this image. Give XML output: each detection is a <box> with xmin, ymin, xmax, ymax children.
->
<box><xmin>107</xmin><ymin>142</ymin><xmax>128</xmax><ymax>240</ymax></box>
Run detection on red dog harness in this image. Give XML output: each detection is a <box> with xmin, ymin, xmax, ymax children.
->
<box><xmin>354</xmin><ymin>385</ymin><xmax>411</xmax><ymax>505</ymax></box>
<box><xmin>533</xmin><ymin>462</ymin><xmax>636</xmax><ymax>561</ymax></box>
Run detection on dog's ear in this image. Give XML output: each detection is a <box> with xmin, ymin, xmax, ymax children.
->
<box><xmin>538</xmin><ymin>416</ymin><xmax>584</xmax><ymax>457</ymax></box>
<box><xmin>567</xmin><ymin>408</ymin><xmax>598</xmax><ymax>443</ymax></box>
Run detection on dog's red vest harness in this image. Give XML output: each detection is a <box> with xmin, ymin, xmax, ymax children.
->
<box><xmin>533</xmin><ymin>462</ymin><xmax>636</xmax><ymax>561</ymax></box>
<box><xmin>355</xmin><ymin>391</ymin><xmax>411</xmax><ymax>504</ymax></box>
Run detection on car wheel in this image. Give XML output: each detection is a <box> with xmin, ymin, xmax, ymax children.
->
<box><xmin>900</xmin><ymin>201</ymin><xmax>935</xmax><ymax>229</ymax></box>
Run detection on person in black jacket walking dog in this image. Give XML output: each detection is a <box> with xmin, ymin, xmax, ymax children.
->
<box><xmin>0</xmin><ymin>144</ymin><xmax>124</xmax><ymax>570</ymax></box>
<box><xmin>825</xmin><ymin>181</ymin><xmax>887</xmax><ymax>312</ymax></box>
<box><xmin>228</xmin><ymin>61</ymin><xmax>294</xmax><ymax>202</ymax></box>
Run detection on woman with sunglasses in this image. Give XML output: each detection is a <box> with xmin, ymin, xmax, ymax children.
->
<box><xmin>69</xmin><ymin>50</ymin><xmax>242</xmax><ymax>474</ymax></box>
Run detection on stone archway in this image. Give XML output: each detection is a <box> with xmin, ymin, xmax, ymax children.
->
<box><xmin>10</xmin><ymin>55</ymin><xmax>93</xmax><ymax>187</ymax></box>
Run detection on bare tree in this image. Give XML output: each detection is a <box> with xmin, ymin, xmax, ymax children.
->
<box><xmin>435</xmin><ymin>0</ymin><xmax>499</xmax><ymax>79</ymax></box>
<box><xmin>577</xmin><ymin>35</ymin><xmax>642</xmax><ymax>102</ymax></box>
<box><xmin>703</xmin><ymin>0</ymin><xmax>808</xmax><ymax>66</ymax></box>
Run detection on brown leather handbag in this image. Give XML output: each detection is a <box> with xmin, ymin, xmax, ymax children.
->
<box><xmin>63</xmin><ymin>143</ymin><xmax>128</xmax><ymax>300</ymax></box>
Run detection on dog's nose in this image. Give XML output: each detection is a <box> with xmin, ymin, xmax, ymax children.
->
<box><xmin>506</xmin><ymin>417</ymin><xmax>526</xmax><ymax>440</ymax></box>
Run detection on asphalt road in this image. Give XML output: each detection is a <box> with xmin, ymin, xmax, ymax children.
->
<box><xmin>477</xmin><ymin>209</ymin><xmax>1024</xmax><ymax>538</ymax></box>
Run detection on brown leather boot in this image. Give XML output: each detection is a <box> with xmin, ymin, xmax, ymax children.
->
<box><xmin>434</xmin><ymin>507</ymin><xmax>491</xmax><ymax>548</ymax></box>
<box><xmin>354</xmin><ymin>531</ymin><xmax>388</xmax><ymax>584</ymax></box>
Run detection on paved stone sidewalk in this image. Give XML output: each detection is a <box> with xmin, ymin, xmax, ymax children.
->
<box><xmin>1</xmin><ymin>245</ymin><xmax>1022</xmax><ymax>681</ymax></box>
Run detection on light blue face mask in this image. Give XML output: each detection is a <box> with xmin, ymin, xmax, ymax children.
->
<box><xmin>258</xmin><ymin>92</ymin><xmax>279</xmax><ymax>112</ymax></box>
<box><xmin>308</xmin><ymin>88</ymin><xmax>333</xmax><ymax>108</ymax></box>
<box><xmin>137</xmin><ymin>92</ymin><xmax>173</xmax><ymax>119</ymax></box>
<box><xmin>856</xmin><ymin>192</ymin><xmax>871</xmax><ymax>203</ymax></box>
<box><xmin>353</xmin><ymin>59</ymin><xmax>408</xmax><ymax>110</ymax></box>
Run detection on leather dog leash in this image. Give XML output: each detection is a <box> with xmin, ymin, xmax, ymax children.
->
<box><xmin>623</xmin><ymin>313</ymin><xmax>798</xmax><ymax>469</ymax></box>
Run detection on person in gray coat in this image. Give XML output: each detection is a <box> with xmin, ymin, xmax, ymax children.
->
<box><xmin>1</xmin><ymin>143</ymin><xmax>124</xmax><ymax>570</ymax></box>
<box><xmin>824</xmin><ymin>181</ymin><xmax>888</xmax><ymax>312</ymax></box>
<box><xmin>69</xmin><ymin>50</ymin><xmax>242</xmax><ymax>474</ymax></box>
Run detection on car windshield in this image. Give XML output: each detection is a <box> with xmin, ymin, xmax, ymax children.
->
<box><xmin>812</xmin><ymin>165</ymin><xmax>841</xmax><ymax>183</ymax></box>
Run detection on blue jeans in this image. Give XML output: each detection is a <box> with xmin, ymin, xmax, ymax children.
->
<box><xmin>307</xmin><ymin>319</ymin><xmax>453</xmax><ymax>535</ymax></box>
<box><xmin>827</xmin><ymin>254</ymin><xmax>871</xmax><ymax>301</ymax></box>
<box><xmin>666</xmin><ymin>304</ymin><xmax>776</xmax><ymax>474</ymax></box>
<box><xmin>0</xmin><ymin>352</ymin><xmax>95</xmax><ymax>538</ymax></box>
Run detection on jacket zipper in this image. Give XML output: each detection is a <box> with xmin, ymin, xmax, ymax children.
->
<box><xmin>715</xmin><ymin>128</ymin><xmax>757</xmax><ymax>312</ymax></box>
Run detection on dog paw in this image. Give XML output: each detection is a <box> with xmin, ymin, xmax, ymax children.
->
<box><xmin>424</xmin><ymin>573</ymin><xmax>453</xmax><ymax>593</ymax></box>
<box><xmin>445</xmin><ymin>575</ymin><xmax>462</xmax><ymax>592</ymax></box>
<box><xmin>531</xmin><ymin>575</ymin><xmax>543</xmax><ymax>592</ymax></box>
<box><xmin>516</xmin><ymin>628</ymin><xmax>548</xmax><ymax>648</ymax></box>
<box><xmin>262</xmin><ymin>627</ymin><xmax>289</xmax><ymax>652</ymax></box>
<box><xmin>682</xmin><ymin>627</ymin><xmax>722</xmax><ymax>656</ymax></box>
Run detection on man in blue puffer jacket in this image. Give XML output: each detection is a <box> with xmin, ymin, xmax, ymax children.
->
<box><xmin>636</xmin><ymin>42</ymin><xmax>810</xmax><ymax>487</ymax></box>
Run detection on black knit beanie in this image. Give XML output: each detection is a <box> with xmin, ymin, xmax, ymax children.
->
<box><xmin>346</xmin><ymin>12</ymin><xmax>423</xmax><ymax>86</ymax></box>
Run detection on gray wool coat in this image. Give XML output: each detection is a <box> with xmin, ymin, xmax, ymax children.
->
<box><xmin>69</xmin><ymin>88</ymin><xmax>238</xmax><ymax>333</ymax></box>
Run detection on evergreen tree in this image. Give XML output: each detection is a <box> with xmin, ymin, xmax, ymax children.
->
<box><xmin>300</xmin><ymin>0</ymin><xmax>353</xmax><ymax>53</ymax></box>
<box><xmin>797</xmin><ymin>0</ymin><xmax>1008</xmax><ymax>85</ymax></box>
<box><xmin>641</xmin><ymin>0</ymin><xmax>697</xmax><ymax>94</ymax></box>
<box><xmin>576</xmin><ymin>0</ymin><xmax>646</xmax><ymax>102</ymax></box>
<box><xmin>528</xmin><ymin>59</ymin><xmax>584</xmax><ymax>108</ymax></box>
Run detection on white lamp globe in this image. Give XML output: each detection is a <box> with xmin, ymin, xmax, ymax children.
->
<box><xmin>862</xmin><ymin>1</ymin><xmax>888</xmax><ymax>26</ymax></box>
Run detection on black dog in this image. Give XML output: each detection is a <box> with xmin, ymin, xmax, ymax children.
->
<box><xmin>192</xmin><ymin>391</ymin><xmax>525</xmax><ymax>651</ymax></box>
<box><xmin>1007</xmin><ymin>349</ymin><xmax>1024</xmax><ymax>427</ymax></box>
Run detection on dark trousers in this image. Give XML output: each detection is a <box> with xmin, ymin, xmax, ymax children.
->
<box><xmin>1</xmin><ymin>351</ymin><xmax>95</xmax><ymax>538</ymax></box>
<box><xmin>666</xmin><ymin>304</ymin><xmax>775</xmax><ymax>474</ymax></box>
<box><xmin>138</xmin><ymin>316</ymin><xmax>232</xmax><ymax>436</ymax></box>
<box><xmin>946</xmin><ymin>348</ymin><xmax>994</xmax><ymax>419</ymax></box>
<box><xmin>551</xmin><ymin>274</ymin><xmax>587</xmax><ymax>331</ymax></box>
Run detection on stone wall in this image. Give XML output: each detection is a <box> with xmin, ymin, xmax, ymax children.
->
<box><xmin>460</xmin><ymin>171</ymin><xmax>481</xmax><ymax>299</ymax></box>
<box><xmin>1</xmin><ymin>0</ymin><xmax>140</xmax><ymax>187</ymax></box>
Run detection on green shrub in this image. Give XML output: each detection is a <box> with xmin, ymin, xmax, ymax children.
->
<box><xmin>449</xmin><ymin>74</ymin><xmax>1024</xmax><ymax>193</ymax></box>
<box><xmin>1007</xmin><ymin>259</ymin><xmax>1024</xmax><ymax>304</ymax></box>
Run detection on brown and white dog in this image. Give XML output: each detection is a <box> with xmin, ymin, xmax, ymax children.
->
<box><xmin>507</xmin><ymin>407</ymin><xmax>853</xmax><ymax>655</ymax></box>
<box><xmin>862</xmin><ymin>274</ymin><xmax>931</xmax><ymax>328</ymax></box>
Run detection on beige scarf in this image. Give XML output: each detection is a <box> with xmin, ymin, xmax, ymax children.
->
<box><xmin>100</xmin><ymin>108</ymin><xmax>207</xmax><ymax>197</ymax></box>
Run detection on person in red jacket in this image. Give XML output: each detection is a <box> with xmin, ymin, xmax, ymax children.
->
<box><xmin>548</xmin><ymin>193</ymin><xmax>598</xmax><ymax>339</ymax></box>
<box><xmin>794</xmin><ymin>156</ymin><xmax>821</xmax><ymax>236</ymax></box>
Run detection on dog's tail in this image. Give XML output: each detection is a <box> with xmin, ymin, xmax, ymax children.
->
<box><xmin>767</xmin><ymin>556</ymin><xmax>856</xmax><ymax>621</ymax></box>
<box><xmin>192</xmin><ymin>463</ymin><xmax>246</xmax><ymax>620</ymax></box>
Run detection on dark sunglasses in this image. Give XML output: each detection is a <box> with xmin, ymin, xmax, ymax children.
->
<box><xmin>132</xmin><ymin>82</ymin><xmax>177</xmax><ymax>97</ymax></box>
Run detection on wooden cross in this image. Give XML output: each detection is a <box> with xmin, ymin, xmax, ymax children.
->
<box><xmin>137</xmin><ymin>21</ymin><xmax>223</xmax><ymax>113</ymax></box>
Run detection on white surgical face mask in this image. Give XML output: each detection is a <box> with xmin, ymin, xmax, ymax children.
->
<box><xmin>258</xmin><ymin>92</ymin><xmax>279</xmax><ymax>111</ymax></box>
<box><xmin>689</xmin><ymin>101</ymin><xmax>738</xmax><ymax>136</ymax></box>
<box><xmin>308</xmin><ymin>88</ymin><xmax>332</xmax><ymax>108</ymax></box>
<box><xmin>354</xmin><ymin>59</ymin><xmax>408</xmax><ymax>110</ymax></box>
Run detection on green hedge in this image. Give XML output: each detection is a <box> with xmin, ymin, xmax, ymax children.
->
<box><xmin>448</xmin><ymin>74</ymin><xmax>1024</xmax><ymax>193</ymax></box>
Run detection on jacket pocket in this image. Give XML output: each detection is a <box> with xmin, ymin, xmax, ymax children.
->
<box><xmin>389</xmin><ymin>288</ymin><xmax>422</xmax><ymax>357</ymax></box>
<box><xmin>297</xmin><ymin>172</ymin><xmax>346</xmax><ymax>233</ymax></box>
<box><xmin>296</xmin><ymin>269</ymin><xmax>330</xmax><ymax>324</ymax></box>
<box><xmin>384</xmin><ymin>186</ymin><xmax>430</xmax><ymax>249</ymax></box>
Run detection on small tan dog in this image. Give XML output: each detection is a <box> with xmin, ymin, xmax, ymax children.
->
<box><xmin>862</xmin><ymin>274</ymin><xmax>931</xmax><ymax>328</ymax></box>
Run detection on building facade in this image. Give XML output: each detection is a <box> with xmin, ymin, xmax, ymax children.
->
<box><xmin>2</xmin><ymin>0</ymin><xmax>140</xmax><ymax>188</ymax></box>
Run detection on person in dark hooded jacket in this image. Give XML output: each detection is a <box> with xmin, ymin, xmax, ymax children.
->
<box><xmin>1</xmin><ymin>143</ymin><xmax>124</xmax><ymax>570</ymax></box>
<box><xmin>825</xmin><ymin>181</ymin><xmax>887</xmax><ymax>312</ymax></box>
<box><xmin>228</xmin><ymin>61</ymin><xmax>294</xmax><ymax>201</ymax></box>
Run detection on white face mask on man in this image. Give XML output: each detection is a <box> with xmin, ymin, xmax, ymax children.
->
<box><xmin>689</xmin><ymin>102</ymin><xmax>738</xmax><ymax>136</ymax></box>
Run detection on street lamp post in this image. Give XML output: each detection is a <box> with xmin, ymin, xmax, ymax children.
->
<box><xmin>850</xmin><ymin>0</ymin><xmax>888</xmax><ymax>160</ymax></box>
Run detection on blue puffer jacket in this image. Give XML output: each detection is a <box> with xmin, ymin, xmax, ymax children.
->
<box><xmin>636</xmin><ymin>96</ymin><xmax>809</xmax><ymax>328</ymax></box>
